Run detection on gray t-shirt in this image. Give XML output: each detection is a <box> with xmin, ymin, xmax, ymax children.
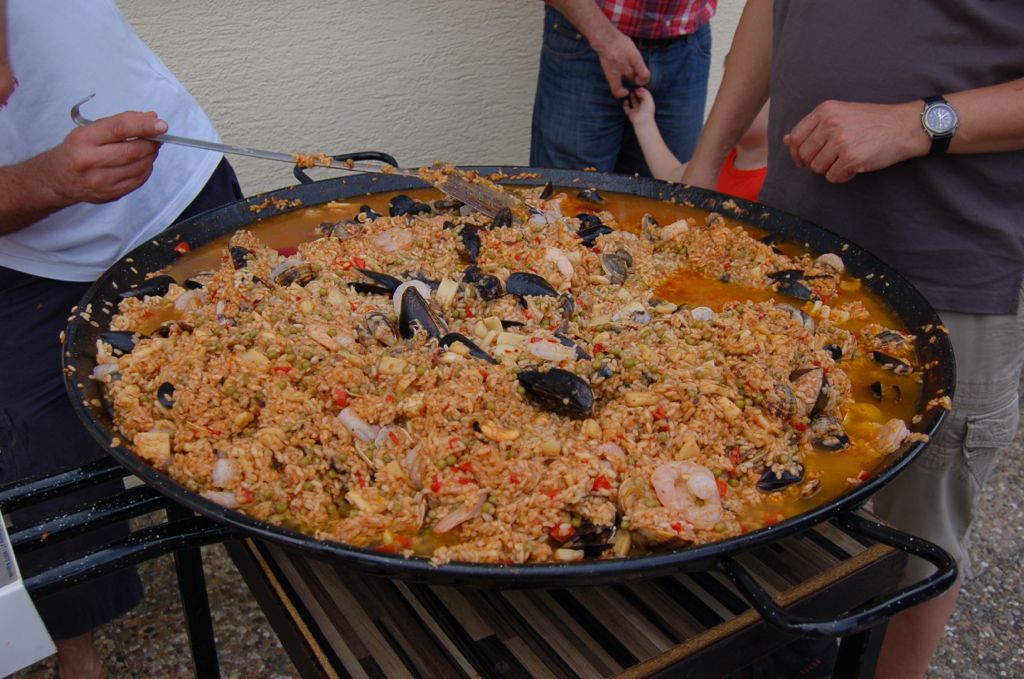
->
<box><xmin>760</xmin><ymin>1</ymin><xmax>1024</xmax><ymax>314</ymax></box>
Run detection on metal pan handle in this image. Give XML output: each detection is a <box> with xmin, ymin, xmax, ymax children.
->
<box><xmin>293</xmin><ymin>151</ymin><xmax>399</xmax><ymax>184</ymax></box>
<box><xmin>716</xmin><ymin>512</ymin><xmax>957</xmax><ymax>637</ymax></box>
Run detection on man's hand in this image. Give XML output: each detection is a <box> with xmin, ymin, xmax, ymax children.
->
<box><xmin>593</xmin><ymin>30</ymin><xmax>650</xmax><ymax>99</ymax></box>
<box><xmin>0</xmin><ymin>110</ymin><xmax>168</xmax><ymax>235</ymax></box>
<box><xmin>623</xmin><ymin>87</ymin><xmax>656</xmax><ymax>125</ymax></box>
<box><xmin>784</xmin><ymin>100</ymin><xmax>928</xmax><ymax>183</ymax></box>
<box><xmin>43</xmin><ymin>110</ymin><xmax>167</xmax><ymax>204</ymax></box>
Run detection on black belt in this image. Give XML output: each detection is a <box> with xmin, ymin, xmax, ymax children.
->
<box><xmin>632</xmin><ymin>33</ymin><xmax>692</xmax><ymax>50</ymax></box>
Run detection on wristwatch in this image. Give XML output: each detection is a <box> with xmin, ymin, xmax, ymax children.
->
<box><xmin>920</xmin><ymin>96</ymin><xmax>958</xmax><ymax>155</ymax></box>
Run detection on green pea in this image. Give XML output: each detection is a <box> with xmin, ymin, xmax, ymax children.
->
<box><xmin>302</xmin><ymin>481</ymin><xmax>314</xmax><ymax>491</ymax></box>
<box><xmin>275</xmin><ymin>502</ymin><xmax>288</xmax><ymax>513</ymax></box>
<box><xmin>427</xmin><ymin>508</ymin><xmax>438</xmax><ymax>519</ymax></box>
<box><xmin>619</xmin><ymin>518</ymin><xmax>631</xmax><ymax>529</ymax></box>
<box><xmin>714</xmin><ymin>522</ymin><xmax>727</xmax><ymax>533</ymax></box>
<box><xmin>644</xmin><ymin>498</ymin><xmax>660</xmax><ymax>508</ymax></box>
<box><xmin>623</xmin><ymin>358</ymin><xmax>637</xmax><ymax>369</ymax></box>
<box><xmin>570</xmin><ymin>515</ymin><xmax>582</xmax><ymax>528</ymax></box>
<box><xmin>446</xmin><ymin>454</ymin><xmax>457</xmax><ymax>466</ymax></box>
<box><xmin>488</xmin><ymin>495</ymin><xmax>499</xmax><ymax>505</ymax></box>
<box><xmin>436</xmin><ymin>459</ymin><xmax>447</xmax><ymax>470</ymax></box>
<box><xmin>482</xmin><ymin>502</ymin><xmax>495</xmax><ymax>514</ymax></box>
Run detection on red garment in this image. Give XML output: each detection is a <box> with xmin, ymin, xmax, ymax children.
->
<box><xmin>716</xmin><ymin>148</ymin><xmax>767</xmax><ymax>203</ymax></box>
<box><xmin>594</xmin><ymin>0</ymin><xmax>717</xmax><ymax>39</ymax></box>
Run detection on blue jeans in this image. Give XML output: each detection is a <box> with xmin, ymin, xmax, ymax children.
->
<box><xmin>530</xmin><ymin>6</ymin><xmax>712</xmax><ymax>176</ymax></box>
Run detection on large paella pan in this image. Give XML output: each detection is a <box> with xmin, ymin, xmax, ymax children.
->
<box><xmin>63</xmin><ymin>160</ymin><xmax>956</xmax><ymax>635</ymax></box>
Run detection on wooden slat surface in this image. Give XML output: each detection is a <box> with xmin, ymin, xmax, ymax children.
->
<box><xmin>241</xmin><ymin>517</ymin><xmax>899</xmax><ymax>679</ymax></box>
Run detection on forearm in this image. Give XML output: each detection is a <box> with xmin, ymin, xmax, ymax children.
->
<box><xmin>0</xmin><ymin>151</ymin><xmax>70</xmax><ymax>235</ymax></box>
<box><xmin>684</xmin><ymin>0</ymin><xmax>773</xmax><ymax>187</ymax></box>
<box><xmin>632</xmin><ymin>120</ymin><xmax>686</xmax><ymax>182</ymax></box>
<box><xmin>945</xmin><ymin>78</ymin><xmax>1024</xmax><ymax>154</ymax></box>
<box><xmin>547</xmin><ymin>0</ymin><xmax>619</xmax><ymax>50</ymax></box>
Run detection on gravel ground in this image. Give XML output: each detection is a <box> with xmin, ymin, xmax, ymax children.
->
<box><xmin>11</xmin><ymin>411</ymin><xmax>1023</xmax><ymax>678</ymax></box>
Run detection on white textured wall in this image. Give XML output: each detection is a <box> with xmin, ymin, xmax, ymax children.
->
<box><xmin>120</xmin><ymin>1</ymin><xmax>741</xmax><ymax>195</ymax></box>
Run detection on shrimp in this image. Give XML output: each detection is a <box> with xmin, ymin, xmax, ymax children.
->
<box><xmin>545</xmin><ymin>247</ymin><xmax>574</xmax><ymax>290</ymax></box>
<box><xmin>876</xmin><ymin>418</ymin><xmax>909</xmax><ymax>454</ymax></box>
<box><xmin>650</xmin><ymin>461</ymin><xmax>723</xmax><ymax>530</ymax></box>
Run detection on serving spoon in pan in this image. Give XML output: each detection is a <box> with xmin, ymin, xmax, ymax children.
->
<box><xmin>71</xmin><ymin>95</ymin><xmax>524</xmax><ymax>218</ymax></box>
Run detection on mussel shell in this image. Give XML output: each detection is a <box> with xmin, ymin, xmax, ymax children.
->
<box><xmin>577</xmin><ymin>224</ymin><xmax>614</xmax><ymax>247</ymax></box>
<box><xmin>789</xmin><ymin>367</ymin><xmax>836</xmax><ymax>417</ymax></box>
<box><xmin>318</xmin><ymin>220</ymin><xmax>361</xmax><ymax>240</ymax></box>
<box><xmin>757</xmin><ymin>465</ymin><xmax>805</xmax><ymax>492</ymax></box>
<box><xmin>431</xmin><ymin>199</ymin><xmax>463</xmax><ymax>212</ymax></box>
<box><xmin>872</xmin><ymin>351</ymin><xmax>913</xmax><ymax>375</ymax></box>
<box><xmin>398</xmin><ymin>286</ymin><xmax>445</xmax><ymax>340</ymax></box>
<box><xmin>462</xmin><ymin>266</ymin><xmax>504</xmax><ymax>301</ymax></box>
<box><xmin>777</xmin><ymin>303</ymin><xmax>815</xmax><ymax>333</ymax></box>
<box><xmin>824</xmin><ymin>343</ymin><xmax>843</xmax><ymax>360</ymax></box>
<box><xmin>183</xmin><ymin>278</ymin><xmax>205</xmax><ymax>290</ymax></box>
<box><xmin>99</xmin><ymin>330</ymin><xmax>140</xmax><ymax>355</ymax></box>
<box><xmin>349</xmin><ymin>282</ymin><xmax>395</xmax><ymax>296</ymax></box>
<box><xmin>809</xmin><ymin>415</ymin><xmax>850</xmax><ymax>451</ymax></box>
<box><xmin>389</xmin><ymin>195</ymin><xmax>431</xmax><ymax>217</ymax></box>
<box><xmin>359</xmin><ymin>312</ymin><xmax>399</xmax><ymax>346</ymax></box>
<box><xmin>490</xmin><ymin>207</ymin><xmax>513</xmax><ymax>229</ymax></box>
<box><xmin>768</xmin><ymin>269</ymin><xmax>805</xmax><ymax>282</ymax></box>
<box><xmin>157</xmin><ymin>382</ymin><xmax>175</xmax><ymax>409</ymax></box>
<box><xmin>506</xmin><ymin>272</ymin><xmax>558</xmax><ymax>299</ymax></box>
<box><xmin>759</xmin><ymin>233</ymin><xmax>785</xmax><ymax>255</ymax></box>
<box><xmin>774</xmin><ymin>279</ymin><xmax>814</xmax><ymax>301</ymax></box>
<box><xmin>229</xmin><ymin>246</ymin><xmax>252</xmax><ymax>270</ymax></box>
<box><xmin>564</xmin><ymin>525</ymin><xmax>617</xmax><ymax>558</ymax></box>
<box><xmin>356</xmin><ymin>268</ymin><xmax>402</xmax><ymax>294</ymax></box>
<box><xmin>600</xmin><ymin>252</ymin><xmax>631</xmax><ymax>285</ymax></box>
<box><xmin>272</xmin><ymin>259</ymin><xmax>317</xmax><ymax>287</ymax></box>
<box><xmin>869</xmin><ymin>381</ymin><xmax>902</xmax><ymax>402</ymax></box>
<box><xmin>357</xmin><ymin>204</ymin><xmax>382</xmax><ymax>221</ymax></box>
<box><xmin>538</xmin><ymin>181</ymin><xmax>554</xmax><ymax>200</ymax></box>
<box><xmin>875</xmin><ymin>329</ymin><xmax>909</xmax><ymax>348</ymax></box>
<box><xmin>459</xmin><ymin>225</ymin><xmax>482</xmax><ymax>264</ymax></box>
<box><xmin>554</xmin><ymin>332</ymin><xmax>591</xmax><ymax>360</ymax></box>
<box><xmin>440</xmin><ymin>332</ymin><xmax>497</xmax><ymax>364</ymax></box>
<box><xmin>517</xmin><ymin>367</ymin><xmax>594</xmax><ymax>419</ymax></box>
<box><xmin>577</xmin><ymin>188</ymin><xmax>605</xmax><ymax>204</ymax></box>
<box><xmin>119</xmin><ymin>274</ymin><xmax>176</xmax><ymax>299</ymax></box>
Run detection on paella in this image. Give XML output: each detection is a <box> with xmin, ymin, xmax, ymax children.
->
<box><xmin>89</xmin><ymin>176</ymin><xmax>936</xmax><ymax>565</ymax></box>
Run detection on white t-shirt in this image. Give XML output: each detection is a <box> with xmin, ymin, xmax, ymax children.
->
<box><xmin>0</xmin><ymin>0</ymin><xmax>223</xmax><ymax>281</ymax></box>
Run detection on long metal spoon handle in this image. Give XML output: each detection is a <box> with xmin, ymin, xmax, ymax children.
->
<box><xmin>69</xmin><ymin>94</ymin><xmax>393</xmax><ymax>172</ymax></box>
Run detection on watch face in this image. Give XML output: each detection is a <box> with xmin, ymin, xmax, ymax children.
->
<box><xmin>925</xmin><ymin>103</ymin><xmax>957</xmax><ymax>134</ymax></box>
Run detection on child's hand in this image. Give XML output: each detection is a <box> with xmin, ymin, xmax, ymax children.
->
<box><xmin>624</xmin><ymin>88</ymin><xmax>656</xmax><ymax>125</ymax></box>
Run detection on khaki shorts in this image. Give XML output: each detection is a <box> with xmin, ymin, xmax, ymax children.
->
<box><xmin>872</xmin><ymin>285</ymin><xmax>1024</xmax><ymax>584</ymax></box>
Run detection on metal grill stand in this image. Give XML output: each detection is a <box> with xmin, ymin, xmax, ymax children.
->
<box><xmin>0</xmin><ymin>456</ymin><xmax>231</xmax><ymax>678</ymax></box>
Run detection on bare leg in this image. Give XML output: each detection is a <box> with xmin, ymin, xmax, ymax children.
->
<box><xmin>874</xmin><ymin>582</ymin><xmax>960</xmax><ymax>679</ymax></box>
<box><xmin>54</xmin><ymin>630</ymin><xmax>105</xmax><ymax>679</ymax></box>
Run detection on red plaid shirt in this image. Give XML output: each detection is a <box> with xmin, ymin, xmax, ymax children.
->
<box><xmin>594</xmin><ymin>0</ymin><xmax>716</xmax><ymax>39</ymax></box>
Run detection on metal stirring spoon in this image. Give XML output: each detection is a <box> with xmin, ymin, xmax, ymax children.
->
<box><xmin>70</xmin><ymin>94</ymin><xmax>523</xmax><ymax>218</ymax></box>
